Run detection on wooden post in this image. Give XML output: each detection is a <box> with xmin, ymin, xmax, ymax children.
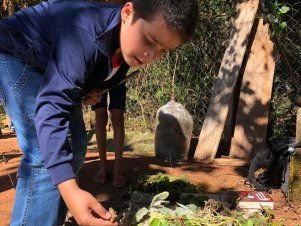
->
<box><xmin>229</xmin><ymin>19</ymin><xmax>275</xmax><ymax>159</ymax></box>
<box><xmin>289</xmin><ymin>108</ymin><xmax>301</xmax><ymax>203</ymax></box>
<box><xmin>194</xmin><ymin>0</ymin><xmax>260</xmax><ymax>160</ymax></box>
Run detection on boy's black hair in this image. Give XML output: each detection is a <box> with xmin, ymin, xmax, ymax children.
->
<box><xmin>131</xmin><ymin>0</ymin><xmax>199</xmax><ymax>42</ymax></box>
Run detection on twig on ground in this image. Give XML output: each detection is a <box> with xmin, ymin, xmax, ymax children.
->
<box><xmin>7</xmin><ymin>173</ymin><xmax>15</xmax><ymax>188</ymax></box>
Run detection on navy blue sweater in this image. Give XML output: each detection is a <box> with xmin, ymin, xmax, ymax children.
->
<box><xmin>0</xmin><ymin>0</ymin><xmax>129</xmax><ymax>185</ymax></box>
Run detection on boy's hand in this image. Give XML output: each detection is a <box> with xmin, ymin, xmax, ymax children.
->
<box><xmin>58</xmin><ymin>179</ymin><xmax>117</xmax><ymax>226</ymax></box>
<box><xmin>83</xmin><ymin>90</ymin><xmax>102</xmax><ymax>106</ymax></box>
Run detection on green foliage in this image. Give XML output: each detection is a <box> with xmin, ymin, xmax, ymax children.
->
<box><xmin>131</xmin><ymin>191</ymin><xmax>283</xmax><ymax>226</ymax></box>
<box><xmin>0</xmin><ymin>0</ymin><xmax>42</xmax><ymax>18</ymax></box>
<box><xmin>126</xmin><ymin>0</ymin><xmax>234</xmax><ymax>135</ymax></box>
<box><xmin>264</xmin><ymin>1</ymin><xmax>300</xmax><ymax>137</ymax></box>
<box><xmin>199</xmin><ymin>0</ymin><xmax>235</xmax><ymax>13</ymax></box>
<box><xmin>269</xmin><ymin>93</ymin><xmax>296</xmax><ymax>137</ymax></box>
<box><xmin>125</xmin><ymin>0</ymin><xmax>300</xmax><ymax>138</ymax></box>
<box><xmin>0</xmin><ymin>104</ymin><xmax>5</xmax><ymax>124</ymax></box>
<box><xmin>0</xmin><ymin>104</ymin><xmax>4</xmax><ymax>115</ymax></box>
<box><xmin>261</xmin><ymin>0</ymin><xmax>290</xmax><ymax>35</ymax></box>
<box><xmin>136</xmin><ymin>174</ymin><xmax>208</xmax><ymax>204</ymax></box>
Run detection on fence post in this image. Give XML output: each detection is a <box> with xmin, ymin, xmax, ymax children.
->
<box><xmin>289</xmin><ymin>108</ymin><xmax>301</xmax><ymax>203</ymax></box>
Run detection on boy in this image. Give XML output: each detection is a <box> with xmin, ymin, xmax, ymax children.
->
<box><xmin>0</xmin><ymin>0</ymin><xmax>198</xmax><ymax>225</ymax></box>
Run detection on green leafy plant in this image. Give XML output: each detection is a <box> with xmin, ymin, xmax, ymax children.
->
<box><xmin>131</xmin><ymin>191</ymin><xmax>283</xmax><ymax>226</ymax></box>
<box><xmin>136</xmin><ymin>174</ymin><xmax>208</xmax><ymax>204</ymax></box>
<box><xmin>262</xmin><ymin>0</ymin><xmax>290</xmax><ymax>36</ymax></box>
<box><xmin>0</xmin><ymin>104</ymin><xmax>5</xmax><ymax>128</ymax></box>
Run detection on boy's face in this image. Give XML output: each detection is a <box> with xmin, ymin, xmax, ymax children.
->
<box><xmin>120</xmin><ymin>3</ymin><xmax>183</xmax><ymax>67</ymax></box>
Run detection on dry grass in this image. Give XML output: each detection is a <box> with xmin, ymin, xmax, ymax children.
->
<box><xmin>87</xmin><ymin>130</ymin><xmax>155</xmax><ymax>156</ymax></box>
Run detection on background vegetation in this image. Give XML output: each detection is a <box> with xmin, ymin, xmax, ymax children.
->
<box><xmin>0</xmin><ymin>0</ymin><xmax>300</xmax><ymax>139</ymax></box>
<box><xmin>125</xmin><ymin>0</ymin><xmax>301</xmax><ymax>138</ymax></box>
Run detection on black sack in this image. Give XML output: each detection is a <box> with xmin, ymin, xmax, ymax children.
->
<box><xmin>247</xmin><ymin>137</ymin><xmax>301</xmax><ymax>193</ymax></box>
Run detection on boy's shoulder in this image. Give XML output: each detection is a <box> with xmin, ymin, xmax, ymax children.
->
<box><xmin>48</xmin><ymin>0</ymin><xmax>122</xmax><ymax>22</ymax></box>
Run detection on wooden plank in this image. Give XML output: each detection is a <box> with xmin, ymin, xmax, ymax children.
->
<box><xmin>194</xmin><ymin>0</ymin><xmax>260</xmax><ymax>160</ymax></box>
<box><xmin>229</xmin><ymin>19</ymin><xmax>275</xmax><ymax>159</ymax></box>
<box><xmin>289</xmin><ymin>108</ymin><xmax>301</xmax><ymax>203</ymax></box>
<box><xmin>213</xmin><ymin>157</ymin><xmax>249</xmax><ymax>167</ymax></box>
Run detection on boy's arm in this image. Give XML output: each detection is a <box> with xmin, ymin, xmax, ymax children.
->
<box><xmin>35</xmin><ymin>27</ymin><xmax>103</xmax><ymax>185</ymax></box>
<box><xmin>35</xmin><ymin>28</ymin><xmax>114</xmax><ymax>225</ymax></box>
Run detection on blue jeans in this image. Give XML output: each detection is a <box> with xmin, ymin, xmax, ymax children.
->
<box><xmin>0</xmin><ymin>53</ymin><xmax>87</xmax><ymax>226</ymax></box>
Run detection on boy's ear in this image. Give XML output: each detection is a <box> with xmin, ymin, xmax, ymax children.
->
<box><xmin>121</xmin><ymin>2</ymin><xmax>134</xmax><ymax>23</ymax></box>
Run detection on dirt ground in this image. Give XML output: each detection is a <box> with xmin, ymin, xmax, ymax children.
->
<box><xmin>0</xmin><ymin>128</ymin><xmax>300</xmax><ymax>226</ymax></box>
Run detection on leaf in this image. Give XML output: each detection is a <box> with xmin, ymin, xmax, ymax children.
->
<box><xmin>242</xmin><ymin>220</ymin><xmax>255</xmax><ymax>226</ymax></box>
<box><xmin>149</xmin><ymin>192</ymin><xmax>169</xmax><ymax>208</ymax></box>
<box><xmin>187</xmin><ymin>204</ymin><xmax>198</xmax><ymax>213</ymax></box>
<box><xmin>279</xmin><ymin>22</ymin><xmax>287</xmax><ymax>29</ymax></box>
<box><xmin>174</xmin><ymin>207</ymin><xmax>186</xmax><ymax>216</ymax></box>
<box><xmin>156</xmin><ymin>207</ymin><xmax>173</xmax><ymax>215</ymax></box>
<box><xmin>176</xmin><ymin>202</ymin><xmax>189</xmax><ymax>209</ymax></box>
<box><xmin>160</xmin><ymin>220</ymin><xmax>169</xmax><ymax>226</ymax></box>
<box><xmin>131</xmin><ymin>207</ymin><xmax>149</xmax><ymax>225</ymax></box>
<box><xmin>152</xmin><ymin>200</ymin><xmax>170</xmax><ymax>208</ymax></box>
<box><xmin>150</xmin><ymin>218</ymin><xmax>161</xmax><ymax>226</ymax></box>
<box><xmin>279</xmin><ymin>6</ymin><xmax>289</xmax><ymax>14</ymax></box>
